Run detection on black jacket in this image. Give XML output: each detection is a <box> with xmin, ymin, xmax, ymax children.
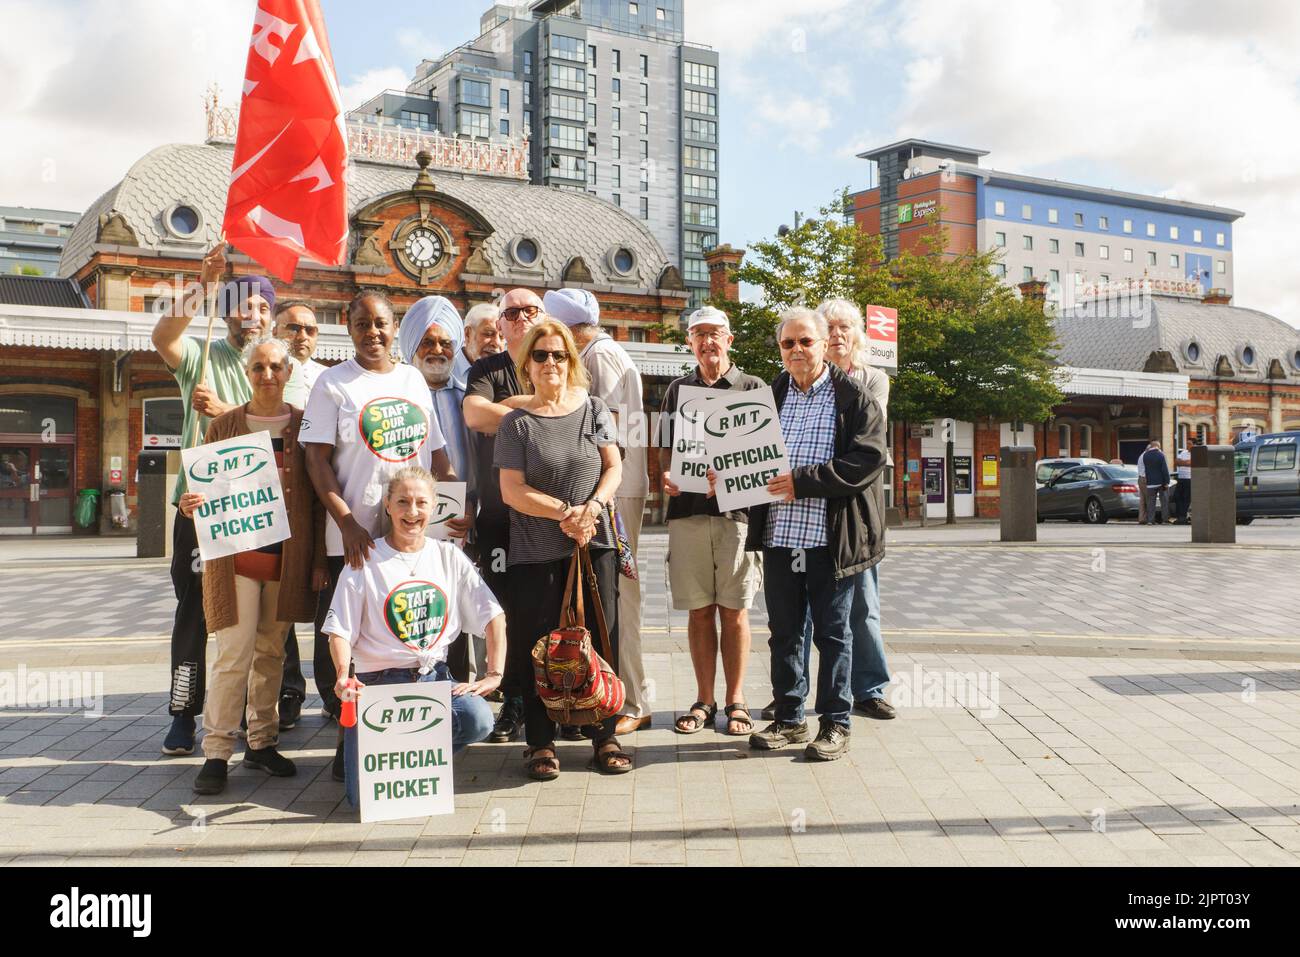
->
<box><xmin>744</xmin><ymin>364</ymin><xmax>888</xmax><ymax>578</ymax></box>
<box><xmin>1142</xmin><ymin>447</ymin><xmax>1171</xmax><ymax>487</ymax></box>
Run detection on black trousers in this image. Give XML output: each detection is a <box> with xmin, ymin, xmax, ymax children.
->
<box><xmin>281</xmin><ymin>555</ymin><xmax>344</xmax><ymax>716</ymax></box>
<box><xmin>168</xmin><ymin>513</ymin><xmax>207</xmax><ymax>718</ymax></box>
<box><xmin>505</xmin><ymin>548</ymin><xmax>620</xmax><ymax>749</ymax></box>
<box><xmin>1173</xmin><ymin>477</ymin><xmax>1192</xmax><ymax>521</ymax></box>
<box><xmin>475</xmin><ymin>523</ymin><xmax>514</xmax><ymax>695</ymax></box>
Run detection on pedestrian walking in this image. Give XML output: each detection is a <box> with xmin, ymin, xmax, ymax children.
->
<box><xmin>1140</xmin><ymin>440</ymin><xmax>1171</xmax><ymax>524</ymax></box>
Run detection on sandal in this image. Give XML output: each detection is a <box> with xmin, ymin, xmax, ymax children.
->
<box><xmin>591</xmin><ymin>737</ymin><xmax>633</xmax><ymax>775</ymax></box>
<box><xmin>723</xmin><ymin>703</ymin><xmax>754</xmax><ymax>736</ymax></box>
<box><xmin>674</xmin><ymin>701</ymin><xmax>717</xmax><ymax>735</ymax></box>
<box><xmin>523</xmin><ymin>746</ymin><xmax>559</xmax><ymax>781</ymax></box>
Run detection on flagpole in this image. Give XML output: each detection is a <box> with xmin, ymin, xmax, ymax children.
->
<box><xmin>186</xmin><ymin>232</ymin><xmax>226</xmax><ymax>450</ymax></box>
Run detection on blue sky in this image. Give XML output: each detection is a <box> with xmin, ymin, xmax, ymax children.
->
<box><xmin>4</xmin><ymin>0</ymin><xmax>1299</xmax><ymax>323</ymax></box>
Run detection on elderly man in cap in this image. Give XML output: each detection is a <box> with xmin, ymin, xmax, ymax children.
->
<box><xmin>657</xmin><ymin>305</ymin><xmax>767</xmax><ymax>737</ymax></box>
<box><xmin>463</xmin><ymin>288</ymin><xmax>544</xmax><ymax>741</ymax></box>
<box><xmin>398</xmin><ymin>296</ymin><xmax>479</xmax><ymax>680</ymax></box>
<box><xmin>150</xmin><ymin>242</ymin><xmax>280</xmax><ymax>755</ymax></box>
<box><xmin>545</xmin><ymin>288</ymin><xmax>652</xmax><ymax>734</ymax></box>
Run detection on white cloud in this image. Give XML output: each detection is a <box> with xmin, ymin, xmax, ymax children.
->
<box><xmin>689</xmin><ymin>0</ymin><xmax>868</xmax><ymax>60</ymax></box>
<box><xmin>887</xmin><ymin>0</ymin><xmax>1300</xmax><ymax>324</ymax></box>
<box><xmin>338</xmin><ymin>66</ymin><xmax>412</xmax><ymax>113</ymax></box>
<box><xmin>0</xmin><ymin>0</ymin><xmax>256</xmax><ymax>212</ymax></box>
<box><xmin>748</xmin><ymin>93</ymin><xmax>833</xmax><ymax>149</ymax></box>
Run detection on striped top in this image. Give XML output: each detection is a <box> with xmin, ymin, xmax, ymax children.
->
<box><xmin>494</xmin><ymin>396</ymin><xmax>619</xmax><ymax>565</ymax></box>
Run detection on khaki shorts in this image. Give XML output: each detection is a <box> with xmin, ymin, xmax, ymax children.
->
<box><xmin>667</xmin><ymin>514</ymin><xmax>762</xmax><ymax>611</ymax></box>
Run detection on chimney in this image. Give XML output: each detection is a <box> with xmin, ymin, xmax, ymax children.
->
<box><xmin>704</xmin><ymin>243</ymin><xmax>744</xmax><ymax>302</ymax></box>
<box><xmin>1018</xmin><ymin>278</ymin><xmax>1048</xmax><ymax>306</ymax></box>
<box><xmin>1202</xmin><ymin>287</ymin><xmax>1232</xmax><ymax>305</ymax></box>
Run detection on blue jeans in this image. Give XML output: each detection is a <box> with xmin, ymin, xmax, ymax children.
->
<box><xmin>763</xmin><ymin>547</ymin><xmax>855</xmax><ymax>728</ymax></box>
<box><xmin>802</xmin><ymin>563</ymin><xmax>890</xmax><ymax>702</ymax></box>
<box><xmin>344</xmin><ymin>661</ymin><xmax>494</xmax><ymax>808</ymax></box>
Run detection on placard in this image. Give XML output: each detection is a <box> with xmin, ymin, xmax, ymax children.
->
<box><xmin>426</xmin><ymin>481</ymin><xmax>467</xmax><ymax>541</ymax></box>
<box><xmin>667</xmin><ymin>385</ymin><xmax>720</xmax><ymax>494</ymax></box>
<box><xmin>982</xmin><ymin>454</ymin><xmax>998</xmax><ymax>487</ymax></box>
<box><xmin>707</xmin><ymin>387</ymin><xmax>790</xmax><ymax>513</ymax></box>
<box><xmin>181</xmin><ymin>430</ymin><xmax>290</xmax><ymax>560</ymax></box>
<box><xmin>358</xmin><ymin>680</ymin><xmax>456</xmax><ymax>823</ymax></box>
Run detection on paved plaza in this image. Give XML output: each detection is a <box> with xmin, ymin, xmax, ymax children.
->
<box><xmin>1</xmin><ymin>523</ymin><xmax>1298</xmax><ymax>866</ymax></box>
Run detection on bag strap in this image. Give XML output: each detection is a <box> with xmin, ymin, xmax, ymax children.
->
<box><xmin>560</xmin><ymin>547</ymin><xmax>584</xmax><ymax>629</ymax></box>
<box><xmin>579</xmin><ymin>545</ymin><xmax>614</xmax><ymax>663</ymax></box>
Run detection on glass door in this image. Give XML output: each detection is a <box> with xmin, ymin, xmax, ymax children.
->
<box><xmin>35</xmin><ymin>445</ymin><xmax>74</xmax><ymax>531</ymax></box>
<box><xmin>0</xmin><ymin>446</ymin><xmax>35</xmax><ymax>533</ymax></box>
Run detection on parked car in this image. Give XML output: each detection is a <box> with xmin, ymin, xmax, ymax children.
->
<box><xmin>1037</xmin><ymin>464</ymin><xmax>1141</xmax><ymax>523</ymax></box>
<box><xmin>1235</xmin><ymin>432</ymin><xmax>1300</xmax><ymax>524</ymax></box>
<box><xmin>1035</xmin><ymin>456</ymin><xmax>1109</xmax><ymax>489</ymax></box>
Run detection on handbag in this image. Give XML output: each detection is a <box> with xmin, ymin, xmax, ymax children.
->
<box><xmin>607</xmin><ymin>502</ymin><xmax>639</xmax><ymax>581</ymax></box>
<box><xmin>531</xmin><ymin>546</ymin><xmax>625</xmax><ymax>727</ymax></box>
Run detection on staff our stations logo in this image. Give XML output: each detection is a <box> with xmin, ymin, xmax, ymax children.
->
<box><xmin>384</xmin><ymin>580</ymin><xmax>450</xmax><ymax>650</ymax></box>
<box><xmin>358</xmin><ymin>397</ymin><xmax>430</xmax><ymax>462</ymax></box>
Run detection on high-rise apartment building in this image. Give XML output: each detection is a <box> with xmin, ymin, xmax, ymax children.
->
<box><xmin>358</xmin><ymin>0</ymin><xmax>719</xmax><ymax>312</ymax></box>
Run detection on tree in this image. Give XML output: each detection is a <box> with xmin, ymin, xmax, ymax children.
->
<box><xmin>703</xmin><ymin>192</ymin><xmax>1063</xmax><ymax>523</ymax></box>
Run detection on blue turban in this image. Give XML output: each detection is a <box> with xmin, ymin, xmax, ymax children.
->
<box><xmin>543</xmin><ymin>287</ymin><xmax>600</xmax><ymax>327</ymax></box>
<box><xmin>216</xmin><ymin>275</ymin><xmax>276</xmax><ymax>317</ymax></box>
<box><xmin>398</xmin><ymin>295</ymin><xmax>464</xmax><ymax>365</ymax></box>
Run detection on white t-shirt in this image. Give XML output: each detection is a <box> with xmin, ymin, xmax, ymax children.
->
<box><xmin>581</xmin><ymin>333</ymin><xmax>648</xmax><ymax>498</ymax></box>
<box><xmin>300</xmin><ymin>359</ymin><xmax>446</xmax><ymax>556</ymax></box>
<box><xmin>323</xmin><ymin>538</ymin><xmax>503</xmax><ymax>674</ymax></box>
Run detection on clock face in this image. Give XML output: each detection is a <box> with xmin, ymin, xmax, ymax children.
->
<box><xmin>403</xmin><ymin>228</ymin><xmax>443</xmax><ymax>268</ymax></box>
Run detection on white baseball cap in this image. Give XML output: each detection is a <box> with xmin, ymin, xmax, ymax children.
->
<box><xmin>686</xmin><ymin>305</ymin><xmax>730</xmax><ymax>333</ymax></box>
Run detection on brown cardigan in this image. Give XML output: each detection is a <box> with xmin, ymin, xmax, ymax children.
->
<box><xmin>200</xmin><ymin>405</ymin><xmax>326</xmax><ymax>632</ymax></box>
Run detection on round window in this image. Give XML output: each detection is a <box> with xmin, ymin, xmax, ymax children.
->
<box><xmin>1241</xmin><ymin>345</ymin><xmax>1255</xmax><ymax>366</ymax></box>
<box><xmin>513</xmin><ymin>238</ymin><xmax>539</xmax><ymax>265</ymax></box>
<box><xmin>612</xmin><ymin>248</ymin><xmax>635</xmax><ymax>274</ymax></box>
<box><xmin>168</xmin><ymin>205</ymin><xmax>200</xmax><ymax>236</ymax></box>
<box><xmin>1186</xmin><ymin>341</ymin><xmax>1200</xmax><ymax>362</ymax></box>
<box><xmin>1293</xmin><ymin>349</ymin><xmax>1300</xmax><ymax>372</ymax></box>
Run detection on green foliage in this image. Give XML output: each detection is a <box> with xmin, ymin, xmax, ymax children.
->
<box><xmin>706</xmin><ymin>191</ymin><xmax>1063</xmax><ymax>421</ymax></box>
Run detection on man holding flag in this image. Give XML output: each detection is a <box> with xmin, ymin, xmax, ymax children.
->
<box><xmin>151</xmin><ymin>247</ymin><xmax>278</xmax><ymax>755</ymax></box>
<box><xmin>151</xmin><ymin>0</ymin><xmax>349</xmax><ymax>756</ymax></box>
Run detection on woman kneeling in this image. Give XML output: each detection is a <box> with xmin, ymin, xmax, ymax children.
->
<box><xmin>324</xmin><ymin>467</ymin><xmax>505</xmax><ymax>807</ymax></box>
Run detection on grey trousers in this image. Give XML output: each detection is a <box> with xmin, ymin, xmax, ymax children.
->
<box><xmin>1143</xmin><ymin>485</ymin><xmax>1169</xmax><ymax>524</ymax></box>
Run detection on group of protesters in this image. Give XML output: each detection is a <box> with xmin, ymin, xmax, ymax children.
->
<box><xmin>155</xmin><ymin>242</ymin><xmax>892</xmax><ymax>800</ymax></box>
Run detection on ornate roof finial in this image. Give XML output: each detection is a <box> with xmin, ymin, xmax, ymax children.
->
<box><xmin>414</xmin><ymin>150</ymin><xmax>436</xmax><ymax>190</ymax></box>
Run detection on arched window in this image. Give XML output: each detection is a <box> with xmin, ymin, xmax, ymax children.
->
<box><xmin>1196</xmin><ymin>424</ymin><xmax>1209</xmax><ymax>445</ymax></box>
<box><xmin>1177</xmin><ymin>422</ymin><xmax>1190</xmax><ymax>449</ymax></box>
<box><xmin>1079</xmin><ymin>424</ymin><xmax>1092</xmax><ymax>456</ymax></box>
<box><xmin>1057</xmin><ymin>424</ymin><xmax>1071</xmax><ymax>456</ymax></box>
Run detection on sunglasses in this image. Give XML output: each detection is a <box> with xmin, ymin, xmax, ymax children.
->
<box><xmin>420</xmin><ymin>338</ymin><xmax>456</xmax><ymax>352</ymax></box>
<box><xmin>779</xmin><ymin>337</ymin><xmax>820</xmax><ymax>350</ymax></box>
<box><xmin>283</xmin><ymin>322</ymin><xmax>318</xmax><ymax>335</ymax></box>
<box><xmin>502</xmin><ymin>305</ymin><xmax>541</xmax><ymax>322</ymax></box>
<box><xmin>530</xmin><ymin>349</ymin><xmax>570</xmax><ymax>365</ymax></box>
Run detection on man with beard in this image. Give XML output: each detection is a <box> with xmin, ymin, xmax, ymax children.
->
<box><xmin>463</xmin><ymin>288</ymin><xmax>543</xmax><ymax>741</ymax></box>
<box><xmin>150</xmin><ymin>242</ymin><xmax>279</xmax><ymax>756</ymax></box>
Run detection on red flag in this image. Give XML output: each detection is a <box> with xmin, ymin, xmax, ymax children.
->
<box><xmin>223</xmin><ymin>0</ymin><xmax>348</xmax><ymax>282</ymax></box>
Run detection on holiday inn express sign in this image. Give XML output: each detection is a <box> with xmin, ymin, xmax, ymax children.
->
<box><xmin>898</xmin><ymin>199</ymin><xmax>938</xmax><ymax>224</ymax></box>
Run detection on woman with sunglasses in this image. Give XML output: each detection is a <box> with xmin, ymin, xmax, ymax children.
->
<box><xmin>493</xmin><ymin>320</ymin><xmax>631</xmax><ymax>780</ymax></box>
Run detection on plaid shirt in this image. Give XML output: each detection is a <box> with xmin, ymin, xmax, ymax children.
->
<box><xmin>764</xmin><ymin>365</ymin><xmax>836</xmax><ymax>548</ymax></box>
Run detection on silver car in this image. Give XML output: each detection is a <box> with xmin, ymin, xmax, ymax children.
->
<box><xmin>1037</xmin><ymin>464</ymin><xmax>1141</xmax><ymax>523</ymax></box>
